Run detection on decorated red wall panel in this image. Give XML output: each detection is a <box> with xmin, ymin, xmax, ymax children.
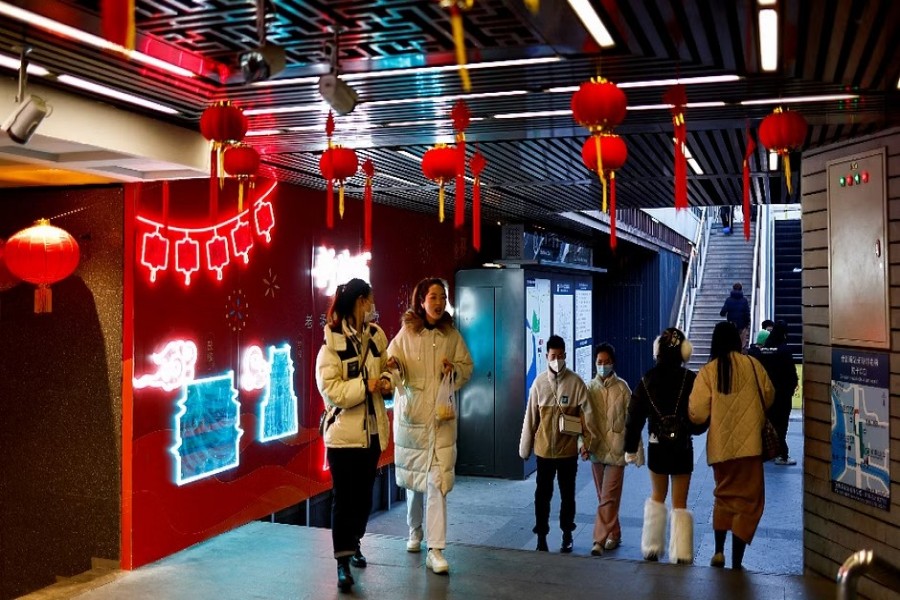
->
<box><xmin>130</xmin><ymin>177</ymin><xmax>477</xmax><ymax>567</ymax></box>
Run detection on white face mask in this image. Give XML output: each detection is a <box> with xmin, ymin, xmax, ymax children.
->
<box><xmin>363</xmin><ymin>302</ymin><xmax>377</xmax><ymax>323</ymax></box>
<box><xmin>597</xmin><ymin>364</ymin><xmax>614</xmax><ymax>378</ymax></box>
<box><xmin>549</xmin><ymin>358</ymin><xmax>566</xmax><ymax>373</ymax></box>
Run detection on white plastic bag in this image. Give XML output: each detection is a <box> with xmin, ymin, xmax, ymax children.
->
<box><xmin>435</xmin><ymin>371</ymin><xmax>456</xmax><ymax>421</ymax></box>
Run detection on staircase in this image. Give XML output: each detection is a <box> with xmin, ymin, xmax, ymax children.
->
<box><xmin>773</xmin><ymin>219</ymin><xmax>803</xmax><ymax>362</ymax></box>
<box><xmin>686</xmin><ymin>223</ymin><xmax>755</xmax><ymax>371</ymax></box>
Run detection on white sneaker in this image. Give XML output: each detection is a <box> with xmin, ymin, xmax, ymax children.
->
<box><xmin>426</xmin><ymin>548</ymin><xmax>449</xmax><ymax>574</ymax></box>
<box><xmin>406</xmin><ymin>527</ymin><xmax>423</xmax><ymax>553</ymax></box>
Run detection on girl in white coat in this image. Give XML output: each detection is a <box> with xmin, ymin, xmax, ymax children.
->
<box><xmin>387</xmin><ymin>278</ymin><xmax>473</xmax><ymax>574</ymax></box>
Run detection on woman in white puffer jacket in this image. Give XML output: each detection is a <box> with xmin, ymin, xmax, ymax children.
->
<box><xmin>387</xmin><ymin>277</ymin><xmax>473</xmax><ymax>575</ymax></box>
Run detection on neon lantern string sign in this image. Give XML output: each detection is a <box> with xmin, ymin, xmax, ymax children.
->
<box><xmin>137</xmin><ymin>181</ymin><xmax>277</xmax><ymax>285</ymax></box>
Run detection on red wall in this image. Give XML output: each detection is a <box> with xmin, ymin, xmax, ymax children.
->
<box><xmin>129</xmin><ymin>178</ymin><xmax>480</xmax><ymax>567</ymax></box>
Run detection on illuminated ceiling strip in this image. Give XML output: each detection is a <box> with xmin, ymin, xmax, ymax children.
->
<box><xmin>740</xmin><ymin>94</ymin><xmax>858</xmax><ymax>105</ymax></box>
<box><xmin>136</xmin><ymin>182</ymin><xmax>278</xmax><ymax>233</ymax></box>
<box><xmin>381</xmin><ymin>173</ymin><xmax>416</xmax><ymax>185</ymax></box>
<box><xmin>244</xmin><ymin>104</ymin><xmax>327</xmax><ymax>116</ymax></box>
<box><xmin>245</xmin><ymin>90</ymin><xmax>527</xmax><ymax>116</ymax></box>
<box><xmin>0</xmin><ymin>53</ymin><xmax>49</xmax><ymax>76</ymax></box>
<box><xmin>548</xmin><ymin>75</ymin><xmax>741</xmax><ymax>94</ymax></box>
<box><xmin>255</xmin><ymin>57</ymin><xmax>562</xmax><ymax>88</ymax></box>
<box><xmin>567</xmin><ymin>0</ymin><xmax>615</xmax><ymax>48</ymax></box>
<box><xmin>387</xmin><ymin>117</ymin><xmax>485</xmax><ymax>128</ymax></box>
<box><xmin>759</xmin><ymin>9</ymin><xmax>778</xmax><ymax>72</ymax></box>
<box><xmin>57</xmin><ymin>74</ymin><xmax>179</xmax><ymax>114</ymax></box>
<box><xmin>286</xmin><ymin>122</ymin><xmax>377</xmax><ymax>133</ymax></box>
<box><xmin>494</xmin><ymin>109</ymin><xmax>571</xmax><ymax>119</ymax></box>
<box><xmin>0</xmin><ymin>2</ymin><xmax>196</xmax><ymax>78</ymax></box>
<box><xmin>397</xmin><ymin>150</ymin><xmax>421</xmax><ymax>162</ymax></box>
<box><xmin>245</xmin><ymin>129</ymin><xmax>283</xmax><ymax>137</ymax></box>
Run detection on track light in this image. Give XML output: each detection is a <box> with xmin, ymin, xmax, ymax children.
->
<box><xmin>3</xmin><ymin>93</ymin><xmax>51</xmax><ymax>144</ymax></box>
<box><xmin>240</xmin><ymin>44</ymin><xmax>285</xmax><ymax>83</ymax></box>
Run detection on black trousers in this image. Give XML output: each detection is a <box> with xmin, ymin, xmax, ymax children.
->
<box><xmin>769</xmin><ymin>395</ymin><xmax>793</xmax><ymax>458</ymax></box>
<box><xmin>533</xmin><ymin>455</ymin><xmax>578</xmax><ymax>536</ymax></box>
<box><xmin>326</xmin><ymin>436</ymin><xmax>381</xmax><ymax>558</ymax></box>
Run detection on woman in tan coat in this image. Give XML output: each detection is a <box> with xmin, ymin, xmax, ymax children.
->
<box><xmin>688</xmin><ymin>321</ymin><xmax>775</xmax><ymax>570</ymax></box>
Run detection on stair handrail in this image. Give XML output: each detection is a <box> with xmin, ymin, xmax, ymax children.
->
<box><xmin>676</xmin><ymin>207</ymin><xmax>710</xmax><ymax>336</ymax></box>
<box><xmin>837</xmin><ymin>549</ymin><xmax>900</xmax><ymax>600</ymax></box>
<box><xmin>749</xmin><ymin>206</ymin><xmax>764</xmax><ymax>334</ymax></box>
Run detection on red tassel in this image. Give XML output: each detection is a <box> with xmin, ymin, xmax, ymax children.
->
<box><xmin>101</xmin><ymin>0</ymin><xmax>135</xmax><ymax>50</ymax></box>
<box><xmin>743</xmin><ymin>127</ymin><xmax>756</xmax><ymax>241</ymax></box>
<box><xmin>162</xmin><ymin>180</ymin><xmax>170</xmax><ymax>234</ymax></box>
<box><xmin>364</xmin><ymin>178</ymin><xmax>373</xmax><ymax>251</ymax></box>
<box><xmin>326</xmin><ymin>180</ymin><xmax>334</xmax><ymax>229</ymax></box>
<box><xmin>674</xmin><ymin>125</ymin><xmax>688</xmax><ymax>210</ymax></box>
<box><xmin>455</xmin><ymin>139</ymin><xmax>466</xmax><ymax>229</ymax></box>
<box><xmin>472</xmin><ymin>176</ymin><xmax>481</xmax><ymax>251</ymax></box>
<box><xmin>209</xmin><ymin>148</ymin><xmax>218</xmax><ymax>220</ymax></box>
<box><xmin>610</xmin><ymin>172</ymin><xmax>617</xmax><ymax>250</ymax></box>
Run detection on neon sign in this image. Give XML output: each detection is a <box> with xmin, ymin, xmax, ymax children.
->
<box><xmin>133</xmin><ymin>339</ymin><xmax>198</xmax><ymax>392</ymax></box>
<box><xmin>311</xmin><ymin>246</ymin><xmax>372</xmax><ymax>296</ymax></box>
<box><xmin>258</xmin><ymin>344</ymin><xmax>299</xmax><ymax>442</ymax></box>
<box><xmin>240</xmin><ymin>345</ymin><xmax>270</xmax><ymax>392</ymax></box>
<box><xmin>170</xmin><ymin>371</ymin><xmax>243</xmax><ymax>486</ymax></box>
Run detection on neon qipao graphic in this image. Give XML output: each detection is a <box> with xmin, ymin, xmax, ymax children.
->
<box><xmin>170</xmin><ymin>371</ymin><xmax>243</xmax><ymax>486</ymax></box>
<box><xmin>135</xmin><ymin>339</ymin><xmax>299</xmax><ymax>485</ymax></box>
<box><xmin>256</xmin><ymin>344</ymin><xmax>299</xmax><ymax>442</ymax></box>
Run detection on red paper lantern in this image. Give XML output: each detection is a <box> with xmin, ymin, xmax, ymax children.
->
<box><xmin>4</xmin><ymin>220</ymin><xmax>80</xmax><ymax>313</ymax></box>
<box><xmin>582</xmin><ymin>134</ymin><xmax>628</xmax><ymax>250</ymax></box>
<box><xmin>0</xmin><ymin>239</ymin><xmax>21</xmax><ymax>292</ymax></box>
<box><xmin>758</xmin><ymin>107</ymin><xmax>808</xmax><ymax>195</ymax></box>
<box><xmin>319</xmin><ymin>145</ymin><xmax>359</xmax><ymax>225</ymax></box>
<box><xmin>571</xmin><ymin>78</ymin><xmax>627</xmax><ymax>134</ymax></box>
<box><xmin>422</xmin><ymin>144</ymin><xmax>459</xmax><ymax>222</ymax></box>
<box><xmin>200</xmin><ymin>101</ymin><xmax>248</xmax><ymax>145</ymax></box>
<box><xmin>224</xmin><ymin>143</ymin><xmax>260</xmax><ymax>212</ymax></box>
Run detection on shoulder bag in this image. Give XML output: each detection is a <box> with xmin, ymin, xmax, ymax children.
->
<box><xmin>751</xmin><ymin>359</ymin><xmax>780</xmax><ymax>461</ymax></box>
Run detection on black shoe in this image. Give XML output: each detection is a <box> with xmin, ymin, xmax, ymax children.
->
<box><xmin>560</xmin><ymin>533</ymin><xmax>573</xmax><ymax>554</ymax></box>
<box><xmin>350</xmin><ymin>546</ymin><xmax>367</xmax><ymax>568</ymax></box>
<box><xmin>536</xmin><ymin>535</ymin><xmax>549</xmax><ymax>552</ymax></box>
<box><xmin>337</xmin><ymin>561</ymin><xmax>354</xmax><ymax>592</ymax></box>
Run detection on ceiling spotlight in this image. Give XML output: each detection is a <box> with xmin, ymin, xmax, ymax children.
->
<box><xmin>318</xmin><ymin>74</ymin><xmax>358</xmax><ymax>116</ymax></box>
<box><xmin>240</xmin><ymin>44</ymin><xmax>285</xmax><ymax>83</ymax></box>
<box><xmin>2</xmin><ymin>45</ymin><xmax>51</xmax><ymax>144</ymax></box>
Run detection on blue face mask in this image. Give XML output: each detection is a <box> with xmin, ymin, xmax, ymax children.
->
<box><xmin>597</xmin><ymin>364</ymin><xmax>614</xmax><ymax>378</ymax></box>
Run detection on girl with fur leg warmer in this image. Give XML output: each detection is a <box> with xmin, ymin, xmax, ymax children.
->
<box><xmin>625</xmin><ymin>328</ymin><xmax>699</xmax><ymax>564</ymax></box>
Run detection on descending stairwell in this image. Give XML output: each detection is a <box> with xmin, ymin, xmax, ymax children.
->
<box><xmin>686</xmin><ymin>222</ymin><xmax>755</xmax><ymax>371</ymax></box>
<box><xmin>773</xmin><ymin>219</ymin><xmax>803</xmax><ymax>362</ymax></box>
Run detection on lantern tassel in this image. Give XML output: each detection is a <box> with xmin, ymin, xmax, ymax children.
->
<box><xmin>35</xmin><ymin>284</ymin><xmax>51</xmax><ymax>314</ymax></box>
<box><xmin>743</xmin><ymin>127</ymin><xmax>756</xmax><ymax>242</ymax></box>
<box><xmin>473</xmin><ymin>175</ymin><xmax>481</xmax><ymax>251</ymax></box>
<box><xmin>209</xmin><ymin>148</ymin><xmax>219</xmax><ymax>220</ymax></box>
<box><xmin>450</xmin><ymin>6</ymin><xmax>471</xmax><ymax>92</ymax></box>
<box><xmin>524</xmin><ymin>0</ymin><xmax>539</xmax><ymax>14</ymax></box>
<box><xmin>162</xmin><ymin>180</ymin><xmax>170</xmax><ymax>235</ymax></box>
<box><xmin>326</xmin><ymin>180</ymin><xmax>334</xmax><ymax>229</ymax></box>
<box><xmin>364</xmin><ymin>175</ymin><xmax>373</xmax><ymax>251</ymax></box>
<box><xmin>438</xmin><ymin>183</ymin><xmax>445</xmax><ymax>223</ymax></box>
<box><xmin>594</xmin><ymin>135</ymin><xmax>607</xmax><ymax>213</ymax></box>
<box><xmin>783</xmin><ymin>153</ymin><xmax>793</xmax><ymax>196</ymax></box>
<box><xmin>238</xmin><ymin>182</ymin><xmax>244</xmax><ymax>213</ymax></box>
<box><xmin>455</xmin><ymin>135</ymin><xmax>466</xmax><ymax>229</ymax></box>
<box><xmin>674</xmin><ymin>123</ymin><xmax>688</xmax><ymax>210</ymax></box>
<box><xmin>610</xmin><ymin>172</ymin><xmax>617</xmax><ymax>250</ymax></box>
<box><xmin>101</xmin><ymin>0</ymin><xmax>135</xmax><ymax>50</ymax></box>
<box><xmin>339</xmin><ymin>182</ymin><xmax>345</xmax><ymax>219</ymax></box>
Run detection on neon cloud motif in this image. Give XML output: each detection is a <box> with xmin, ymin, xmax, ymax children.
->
<box><xmin>133</xmin><ymin>339</ymin><xmax>198</xmax><ymax>392</ymax></box>
<box><xmin>240</xmin><ymin>345</ymin><xmax>270</xmax><ymax>392</ymax></box>
<box><xmin>258</xmin><ymin>344</ymin><xmax>299</xmax><ymax>442</ymax></box>
<box><xmin>170</xmin><ymin>371</ymin><xmax>243</xmax><ymax>486</ymax></box>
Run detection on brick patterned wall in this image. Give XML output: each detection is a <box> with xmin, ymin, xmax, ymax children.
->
<box><xmin>801</xmin><ymin>127</ymin><xmax>900</xmax><ymax>600</ymax></box>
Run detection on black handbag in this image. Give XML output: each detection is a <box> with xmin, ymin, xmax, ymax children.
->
<box><xmin>642</xmin><ymin>371</ymin><xmax>689</xmax><ymax>444</ymax></box>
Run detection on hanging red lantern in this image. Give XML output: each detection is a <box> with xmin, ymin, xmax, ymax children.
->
<box><xmin>362</xmin><ymin>159</ymin><xmax>375</xmax><ymax>251</ymax></box>
<box><xmin>200</xmin><ymin>101</ymin><xmax>248</xmax><ymax>219</ymax></box>
<box><xmin>470</xmin><ymin>149</ymin><xmax>486</xmax><ymax>252</ymax></box>
<box><xmin>582</xmin><ymin>134</ymin><xmax>628</xmax><ymax>249</ymax></box>
<box><xmin>224</xmin><ymin>143</ymin><xmax>260</xmax><ymax>212</ymax></box>
<box><xmin>743</xmin><ymin>127</ymin><xmax>757</xmax><ymax>241</ymax></box>
<box><xmin>4</xmin><ymin>220</ymin><xmax>80</xmax><ymax>313</ymax></box>
<box><xmin>758</xmin><ymin>107</ymin><xmax>808</xmax><ymax>196</ymax></box>
<box><xmin>0</xmin><ymin>239</ymin><xmax>21</xmax><ymax>292</ymax></box>
<box><xmin>101</xmin><ymin>0</ymin><xmax>135</xmax><ymax>50</ymax></box>
<box><xmin>452</xmin><ymin>99</ymin><xmax>471</xmax><ymax>229</ymax></box>
<box><xmin>571</xmin><ymin>78</ymin><xmax>627</xmax><ymax>134</ymax></box>
<box><xmin>422</xmin><ymin>144</ymin><xmax>459</xmax><ymax>222</ymax></box>
<box><xmin>319</xmin><ymin>145</ymin><xmax>359</xmax><ymax>227</ymax></box>
<box><xmin>664</xmin><ymin>84</ymin><xmax>688</xmax><ymax>210</ymax></box>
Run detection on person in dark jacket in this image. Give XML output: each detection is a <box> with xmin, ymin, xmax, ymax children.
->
<box><xmin>748</xmin><ymin>321</ymin><xmax>798</xmax><ymax>465</ymax></box>
<box><xmin>720</xmin><ymin>283</ymin><xmax>751</xmax><ymax>351</ymax></box>
<box><xmin>624</xmin><ymin>327</ymin><xmax>697</xmax><ymax>565</ymax></box>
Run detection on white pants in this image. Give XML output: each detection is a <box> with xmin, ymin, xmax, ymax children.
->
<box><xmin>407</xmin><ymin>463</ymin><xmax>447</xmax><ymax>550</ymax></box>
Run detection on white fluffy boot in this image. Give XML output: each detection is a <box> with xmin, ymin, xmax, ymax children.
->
<box><xmin>668</xmin><ymin>508</ymin><xmax>694</xmax><ymax>564</ymax></box>
<box><xmin>641</xmin><ymin>499</ymin><xmax>667</xmax><ymax>561</ymax></box>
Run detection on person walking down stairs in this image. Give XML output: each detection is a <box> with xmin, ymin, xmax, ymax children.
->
<box><xmin>720</xmin><ymin>282</ymin><xmax>751</xmax><ymax>351</ymax></box>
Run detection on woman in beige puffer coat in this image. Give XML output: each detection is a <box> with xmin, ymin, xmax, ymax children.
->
<box><xmin>387</xmin><ymin>277</ymin><xmax>473</xmax><ymax>575</ymax></box>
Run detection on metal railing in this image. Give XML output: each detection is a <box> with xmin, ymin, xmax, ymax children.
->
<box><xmin>749</xmin><ymin>206</ymin><xmax>764</xmax><ymax>334</ymax></box>
<box><xmin>837</xmin><ymin>550</ymin><xmax>900</xmax><ymax>600</ymax></box>
<box><xmin>675</xmin><ymin>207</ymin><xmax>711</xmax><ymax>336</ymax></box>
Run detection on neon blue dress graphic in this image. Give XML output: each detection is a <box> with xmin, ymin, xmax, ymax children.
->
<box><xmin>258</xmin><ymin>344</ymin><xmax>299</xmax><ymax>442</ymax></box>
<box><xmin>170</xmin><ymin>371</ymin><xmax>243</xmax><ymax>485</ymax></box>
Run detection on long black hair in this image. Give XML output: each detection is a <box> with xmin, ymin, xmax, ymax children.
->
<box><xmin>326</xmin><ymin>278</ymin><xmax>371</xmax><ymax>331</ymax></box>
<box><xmin>709</xmin><ymin>321</ymin><xmax>742</xmax><ymax>394</ymax></box>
